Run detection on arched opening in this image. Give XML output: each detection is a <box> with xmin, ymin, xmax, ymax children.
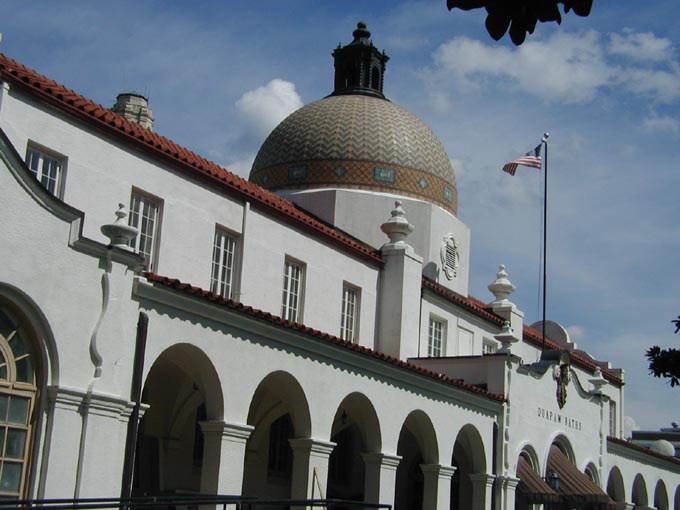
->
<box><xmin>451</xmin><ymin>424</ymin><xmax>487</xmax><ymax>510</ymax></box>
<box><xmin>371</xmin><ymin>67</ymin><xmax>380</xmax><ymax>90</ymax></box>
<box><xmin>132</xmin><ymin>343</ymin><xmax>223</xmax><ymax>497</ymax></box>
<box><xmin>394</xmin><ymin>410</ymin><xmax>437</xmax><ymax>510</ymax></box>
<box><xmin>606</xmin><ymin>466</ymin><xmax>626</xmax><ymax>505</ymax></box>
<box><xmin>631</xmin><ymin>474</ymin><xmax>648</xmax><ymax>508</ymax></box>
<box><xmin>584</xmin><ymin>462</ymin><xmax>599</xmax><ymax>485</ymax></box>
<box><xmin>515</xmin><ymin>447</ymin><xmax>558</xmax><ymax>510</ymax></box>
<box><xmin>327</xmin><ymin>392</ymin><xmax>381</xmax><ymax>503</ymax></box>
<box><xmin>241</xmin><ymin>371</ymin><xmax>311</xmax><ymax>502</ymax></box>
<box><xmin>656</xmin><ymin>479</ymin><xmax>669</xmax><ymax>510</ymax></box>
<box><xmin>0</xmin><ymin>303</ymin><xmax>42</xmax><ymax>500</ymax></box>
<box><xmin>674</xmin><ymin>484</ymin><xmax>680</xmax><ymax>510</ymax></box>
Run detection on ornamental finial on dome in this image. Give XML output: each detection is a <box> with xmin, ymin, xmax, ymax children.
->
<box><xmin>352</xmin><ymin>21</ymin><xmax>371</xmax><ymax>43</ymax></box>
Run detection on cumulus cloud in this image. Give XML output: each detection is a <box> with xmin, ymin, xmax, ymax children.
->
<box><xmin>234</xmin><ymin>79</ymin><xmax>303</xmax><ymax>143</ymax></box>
<box><xmin>428</xmin><ymin>29</ymin><xmax>680</xmax><ymax>104</ymax></box>
<box><xmin>609</xmin><ymin>30</ymin><xmax>674</xmax><ymax>62</ymax></box>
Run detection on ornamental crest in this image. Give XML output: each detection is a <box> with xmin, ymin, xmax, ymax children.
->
<box><xmin>554</xmin><ymin>363</ymin><xmax>571</xmax><ymax>409</ymax></box>
<box><xmin>440</xmin><ymin>234</ymin><xmax>460</xmax><ymax>280</ymax></box>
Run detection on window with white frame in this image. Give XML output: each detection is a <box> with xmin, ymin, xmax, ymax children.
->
<box><xmin>340</xmin><ymin>284</ymin><xmax>360</xmax><ymax>342</ymax></box>
<box><xmin>428</xmin><ymin>316</ymin><xmax>446</xmax><ymax>357</ymax></box>
<box><xmin>25</xmin><ymin>145</ymin><xmax>65</xmax><ymax>197</ymax></box>
<box><xmin>128</xmin><ymin>190</ymin><xmax>162</xmax><ymax>271</ymax></box>
<box><xmin>210</xmin><ymin>227</ymin><xmax>238</xmax><ymax>299</ymax></box>
<box><xmin>281</xmin><ymin>259</ymin><xmax>304</xmax><ymax>322</ymax></box>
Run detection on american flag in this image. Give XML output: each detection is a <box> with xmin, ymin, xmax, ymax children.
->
<box><xmin>502</xmin><ymin>145</ymin><xmax>542</xmax><ymax>176</ymax></box>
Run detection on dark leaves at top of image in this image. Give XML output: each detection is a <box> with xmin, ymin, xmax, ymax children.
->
<box><xmin>446</xmin><ymin>0</ymin><xmax>593</xmax><ymax>45</ymax></box>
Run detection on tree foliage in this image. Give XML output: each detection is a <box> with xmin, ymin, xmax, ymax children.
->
<box><xmin>646</xmin><ymin>316</ymin><xmax>680</xmax><ymax>387</ymax></box>
<box><xmin>446</xmin><ymin>0</ymin><xmax>593</xmax><ymax>46</ymax></box>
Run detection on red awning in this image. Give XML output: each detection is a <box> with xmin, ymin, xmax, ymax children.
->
<box><xmin>516</xmin><ymin>456</ymin><xmax>562</xmax><ymax>504</ymax></box>
<box><xmin>547</xmin><ymin>445</ymin><xmax>617</xmax><ymax>509</ymax></box>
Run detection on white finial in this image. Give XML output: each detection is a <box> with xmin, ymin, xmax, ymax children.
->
<box><xmin>488</xmin><ymin>264</ymin><xmax>516</xmax><ymax>305</ymax></box>
<box><xmin>380</xmin><ymin>200</ymin><xmax>414</xmax><ymax>245</ymax></box>
<box><xmin>100</xmin><ymin>203</ymin><xmax>138</xmax><ymax>249</ymax></box>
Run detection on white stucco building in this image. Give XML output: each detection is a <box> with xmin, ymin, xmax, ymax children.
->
<box><xmin>0</xmin><ymin>21</ymin><xmax>678</xmax><ymax>509</ymax></box>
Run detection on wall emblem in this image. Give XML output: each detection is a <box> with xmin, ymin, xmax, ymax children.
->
<box><xmin>440</xmin><ymin>234</ymin><xmax>460</xmax><ymax>280</ymax></box>
<box><xmin>554</xmin><ymin>363</ymin><xmax>571</xmax><ymax>409</ymax></box>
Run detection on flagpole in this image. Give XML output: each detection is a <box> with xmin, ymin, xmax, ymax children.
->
<box><xmin>541</xmin><ymin>132</ymin><xmax>549</xmax><ymax>350</ymax></box>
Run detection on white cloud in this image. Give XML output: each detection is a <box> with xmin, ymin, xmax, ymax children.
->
<box><xmin>609</xmin><ymin>31</ymin><xmax>674</xmax><ymax>62</ymax></box>
<box><xmin>234</xmin><ymin>79</ymin><xmax>303</xmax><ymax>143</ymax></box>
<box><xmin>566</xmin><ymin>325</ymin><xmax>586</xmax><ymax>341</ymax></box>
<box><xmin>642</xmin><ymin>112</ymin><xmax>680</xmax><ymax>134</ymax></box>
<box><xmin>431</xmin><ymin>32</ymin><xmax>613</xmax><ymax>103</ymax></box>
<box><xmin>624</xmin><ymin>415</ymin><xmax>640</xmax><ymax>438</ymax></box>
<box><xmin>428</xmin><ymin>29</ymin><xmax>680</xmax><ymax>104</ymax></box>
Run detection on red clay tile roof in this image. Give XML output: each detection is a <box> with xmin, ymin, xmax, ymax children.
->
<box><xmin>422</xmin><ymin>277</ymin><xmax>505</xmax><ymax>325</ymax></box>
<box><xmin>608</xmin><ymin>436</ymin><xmax>680</xmax><ymax>466</ymax></box>
<box><xmin>422</xmin><ymin>277</ymin><xmax>623</xmax><ymax>387</ymax></box>
<box><xmin>145</xmin><ymin>273</ymin><xmax>506</xmax><ymax>403</ymax></box>
<box><xmin>0</xmin><ymin>53</ymin><xmax>382</xmax><ymax>267</ymax></box>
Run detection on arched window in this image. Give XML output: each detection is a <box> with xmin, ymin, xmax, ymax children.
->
<box><xmin>371</xmin><ymin>67</ymin><xmax>380</xmax><ymax>90</ymax></box>
<box><xmin>0</xmin><ymin>306</ymin><xmax>38</xmax><ymax>500</ymax></box>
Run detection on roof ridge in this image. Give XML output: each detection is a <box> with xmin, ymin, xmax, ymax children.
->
<box><xmin>145</xmin><ymin>272</ymin><xmax>506</xmax><ymax>403</ymax></box>
<box><xmin>0</xmin><ymin>53</ymin><xmax>382</xmax><ymax>266</ymax></box>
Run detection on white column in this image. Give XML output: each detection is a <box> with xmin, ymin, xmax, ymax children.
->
<box><xmin>289</xmin><ymin>438</ymin><xmax>336</xmax><ymax>505</ymax></box>
<box><xmin>39</xmin><ymin>387</ymin><xmax>83</xmax><ymax>497</ymax></box>
<box><xmin>39</xmin><ymin>387</ymin><xmax>134</xmax><ymax>498</ymax></box>
<box><xmin>199</xmin><ymin>420</ymin><xmax>254</xmax><ymax>495</ymax></box>
<box><xmin>362</xmin><ymin>452</ymin><xmax>401</xmax><ymax>508</ymax></box>
<box><xmin>495</xmin><ymin>475</ymin><xmax>520</xmax><ymax>510</ymax></box>
<box><xmin>470</xmin><ymin>473</ymin><xmax>495</xmax><ymax>510</ymax></box>
<box><xmin>421</xmin><ymin>464</ymin><xmax>456</xmax><ymax>510</ymax></box>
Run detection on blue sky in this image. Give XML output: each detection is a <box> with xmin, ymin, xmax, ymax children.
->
<box><xmin>2</xmin><ymin>1</ymin><xmax>679</xmax><ymax>431</ymax></box>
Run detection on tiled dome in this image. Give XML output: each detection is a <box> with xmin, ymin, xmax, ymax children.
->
<box><xmin>249</xmin><ymin>94</ymin><xmax>458</xmax><ymax>215</ymax></box>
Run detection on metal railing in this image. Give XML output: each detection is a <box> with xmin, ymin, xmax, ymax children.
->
<box><xmin>0</xmin><ymin>495</ymin><xmax>392</xmax><ymax>510</ymax></box>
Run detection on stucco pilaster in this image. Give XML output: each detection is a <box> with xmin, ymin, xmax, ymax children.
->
<box><xmin>421</xmin><ymin>463</ymin><xmax>456</xmax><ymax>510</ymax></box>
<box><xmin>289</xmin><ymin>438</ymin><xmax>336</xmax><ymax>506</ymax></box>
<box><xmin>362</xmin><ymin>452</ymin><xmax>401</xmax><ymax>507</ymax></box>
<box><xmin>495</xmin><ymin>475</ymin><xmax>520</xmax><ymax>510</ymax></box>
<box><xmin>199</xmin><ymin>420</ymin><xmax>254</xmax><ymax>495</ymax></box>
<box><xmin>470</xmin><ymin>473</ymin><xmax>495</xmax><ymax>510</ymax></box>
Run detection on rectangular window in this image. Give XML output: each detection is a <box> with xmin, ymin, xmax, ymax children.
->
<box><xmin>25</xmin><ymin>145</ymin><xmax>65</xmax><ymax>197</ymax></box>
<box><xmin>281</xmin><ymin>259</ymin><xmax>304</xmax><ymax>322</ymax></box>
<box><xmin>428</xmin><ymin>316</ymin><xmax>445</xmax><ymax>357</ymax></box>
<box><xmin>609</xmin><ymin>401</ymin><xmax>617</xmax><ymax>436</ymax></box>
<box><xmin>340</xmin><ymin>284</ymin><xmax>360</xmax><ymax>342</ymax></box>
<box><xmin>210</xmin><ymin>228</ymin><xmax>238</xmax><ymax>299</ymax></box>
<box><xmin>128</xmin><ymin>190</ymin><xmax>162</xmax><ymax>271</ymax></box>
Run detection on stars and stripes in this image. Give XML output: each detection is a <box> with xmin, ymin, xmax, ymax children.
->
<box><xmin>502</xmin><ymin>144</ymin><xmax>542</xmax><ymax>176</ymax></box>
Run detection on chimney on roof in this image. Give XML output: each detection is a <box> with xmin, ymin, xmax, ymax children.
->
<box><xmin>112</xmin><ymin>92</ymin><xmax>154</xmax><ymax>130</ymax></box>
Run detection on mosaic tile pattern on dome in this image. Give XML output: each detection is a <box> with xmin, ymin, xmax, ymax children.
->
<box><xmin>251</xmin><ymin>95</ymin><xmax>457</xmax><ymax>186</ymax></box>
<box><xmin>250</xmin><ymin>158</ymin><xmax>458</xmax><ymax>215</ymax></box>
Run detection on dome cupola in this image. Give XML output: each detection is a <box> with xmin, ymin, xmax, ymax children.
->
<box><xmin>249</xmin><ymin>22</ymin><xmax>458</xmax><ymax>216</ymax></box>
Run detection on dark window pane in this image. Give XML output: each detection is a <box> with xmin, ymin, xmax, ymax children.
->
<box><xmin>5</xmin><ymin>430</ymin><xmax>25</xmax><ymax>460</ymax></box>
<box><xmin>7</xmin><ymin>398</ymin><xmax>27</xmax><ymax>425</ymax></box>
<box><xmin>15</xmin><ymin>358</ymin><xmax>33</xmax><ymax>384</ymax></box>
<box><xmin>0</xmin><ymin>462</ymin><xmax>22</xmax><ymax>493</ymax></box>
<box><xmin>0</xmin><ymin>396</ymin><xmax>8</xmax><ymax>422</ymax></box>
<box><xmin>8</xmin><ymin>333</ymin><xmax>28</xmax><ymax>359</ymax></box>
